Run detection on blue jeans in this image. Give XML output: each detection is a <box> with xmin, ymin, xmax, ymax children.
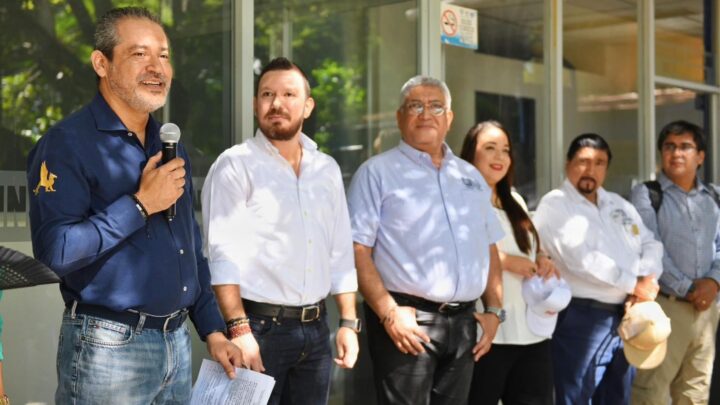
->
<box><xmin>55</xmin><ymin>310</ymin><xmax>192</xmax><ymax>405</ymax></box>
<box><xmin>552</xmin><ymin>300</ymin><xmax>634</xmax><ymax>405</ymax></box>
<box><xmin>250</xmin><ymin>313</ymin><xmax>332</xmax><ymax>405</ymax></box>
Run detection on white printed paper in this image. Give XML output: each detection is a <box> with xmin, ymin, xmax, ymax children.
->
<box><xmin>191</xmin><ymin>359</ymin><xmax>275</xmax><ymax>405</ymax></box>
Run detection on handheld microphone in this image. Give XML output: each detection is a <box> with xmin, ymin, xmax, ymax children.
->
<box><xmin>159</xmin><ymin>123</ymin><xmax>181</xmax><ymax>221</ymax></box>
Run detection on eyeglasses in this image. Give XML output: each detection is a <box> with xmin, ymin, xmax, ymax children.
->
<box><xmin>661</xmin><ymin>143</ymin><xmax>697</xmax><ymax>153</ymax></box>
<box><xmin>403</xmin><ymin>101</ymin><xmax>447</xmax><ymax>116</ymax></box>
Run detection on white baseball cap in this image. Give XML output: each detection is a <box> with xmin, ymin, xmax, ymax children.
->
<box><xmin>617</xmin><ymin>301</ymin><xmax>671</xmax><ymax>369</ymax></box>
<box><xmin>521</xmin><ymin>276</ymin><xmax>572</xmax><ymax>338</ymax></box>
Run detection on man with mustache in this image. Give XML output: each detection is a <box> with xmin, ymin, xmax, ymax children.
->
<box><xmin>630</xmin><ymin>121</ymin><xmax>720</xmax><ymax>405</ymax></box>
<box><xmin>348</xmin><ymin>76</ymin><xmax>505</xmax><ymax>404</ymax></box>
<box><xmin>202</xmin><ymin>57</ymin><xmax>359</xmax><ymax>405</ymax></box>
<box><xmin>27</xmin><ymin>7</ymin><xmax>241</xmax><ymax>403</ymax></box>
<box><xmin>533</xmin><ymin>133</ymin><xmax>663</xmax><ymax>404</ymax></box>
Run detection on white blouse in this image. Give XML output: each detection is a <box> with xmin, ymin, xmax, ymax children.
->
<box><xmin>476</xmin><ymin>191</ymin><xmax>546</xmax><ymax>345</ymax></box>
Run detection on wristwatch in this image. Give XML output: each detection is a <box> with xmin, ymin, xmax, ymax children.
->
<box><xmin>339</xmin><ymin>318</ymin><xmax>362</xmax><ymax>333</ymax></box>
<box><xmin>484</xmin><ymin>306</ymin><xmax>506</xmax><ymax>323</ymax></box>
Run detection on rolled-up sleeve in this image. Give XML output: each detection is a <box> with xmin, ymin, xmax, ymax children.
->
<box><xmin>327</xmin><ymin>163</ymin><xmax>358</xmax><ymax>295</ymax></box>
<box><xmin>201</xmin><ymin>154</ymin><xmax>249</xmax><ymax>285</ymax></box>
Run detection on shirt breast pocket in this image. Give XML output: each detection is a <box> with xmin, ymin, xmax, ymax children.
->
<box><xmin>622</xmin><ymin>222</ymin><xmax>643</xmax><ymax>253</ymax></box>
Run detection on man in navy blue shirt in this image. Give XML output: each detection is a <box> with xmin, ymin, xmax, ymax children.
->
<box><xmin>27</xmin><ymin>7</ymin><xmax>241</xmax><ymax>404</ymax></box>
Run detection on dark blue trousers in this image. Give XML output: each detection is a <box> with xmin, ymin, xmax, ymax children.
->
<box><xmin>250</xmin><ymin>313</ymin><xmax>332</xmax><ymax>405</ymax></box>
<box><xmin>552</xmin><ymin>300</ymin><xmax>634</xmax><ymax>405</ymax></box>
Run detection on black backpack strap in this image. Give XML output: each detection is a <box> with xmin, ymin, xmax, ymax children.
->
<box><xmin>644</xmin><ymin>180</ymin><xmax>663</xmax><ymax>214</ymax></box>
<box><xmin>704</xmin><ymin>182</ymin><xmax>720</xmax><ymax>209</ymax></box>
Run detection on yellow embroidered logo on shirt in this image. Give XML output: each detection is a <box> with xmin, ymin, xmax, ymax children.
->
<box><xmin>33</xmin><ymin>161</ymin><xmax>58</xmax><ymax>195</ymax></box>
<box><xmin>631</xmin><ymin>224</ymin><xmax>640</xmax><ymax>236</ymax></box>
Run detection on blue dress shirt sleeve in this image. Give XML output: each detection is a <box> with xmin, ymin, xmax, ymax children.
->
<box><xmin>630</xmin><ymin>183</ymin><xmax>693</xmax><ymax>296</ymax></box>
<box><xmin>28</xmin><ymin>127</ymin><xmax>146</xmax><ymax>277</ymax></box>
<box><xmin>348</xmin><ymin>161</ymin><xmax>382</xmax><ymax>248</ymax></box>
<box><xmin>183</xmin><ymin>152</ymin><xmax>225</xmax><ymax>339</ymax></box>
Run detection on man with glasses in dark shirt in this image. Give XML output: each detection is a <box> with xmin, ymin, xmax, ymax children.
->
<box><xmin>27</xmin><ymin>7</ymin><xmax>241</xmax><ymax>404</ymax></box>
<box><xmin>631</xmin><ymin>120</ymin><xmax>720</xmax><ymax>404</ymax></box>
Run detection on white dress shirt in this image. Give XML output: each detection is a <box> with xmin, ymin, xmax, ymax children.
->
<box><xmin>533</xmin><ymin>179</ymin><xmax>663</xmax><ymax>304</ymax></box>
<box><xmin>201</xmin><ymin>130</ymin><xmax>357</xmax><ymax>306</ymax></box>
<box><xmin>348</xmin><ymin>141</ymin><xmax>504</xmax><ymax>302</ymax></box>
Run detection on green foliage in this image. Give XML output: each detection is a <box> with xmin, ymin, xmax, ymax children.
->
<box><xmin>254</xmin><ymin>0</ymin><xmax>368</xmax><ymax>154</ymax></box>
<box><xmin>0</xmin><ymin>0</ymin><xmax>231</xmax><ymax>173</ymax></box>
<box><xmin>2</xmin><ymin>0</ymin><xmax>369</xmax><ymax>169</ymax></box>
<box><xmin>311</xmin><ymin>59</ymin><xmax>365</xmax><ymax>153</ymax></box>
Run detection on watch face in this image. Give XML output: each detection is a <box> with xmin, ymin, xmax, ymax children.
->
<box><xmin>486</xmin><ymin>307</ymin><xmax>506</xmax><ymax>323</ymax></box>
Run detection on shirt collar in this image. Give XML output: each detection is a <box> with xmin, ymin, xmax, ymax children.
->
<box><xmin>88</xmin><ymin>92</ymin><xmax>161</xmax><ymax>147</ymax></box>
<box><xmin>397</xmin><ymin>139</ymin><xmax>452</xmax><ymax>167</ymax></box>
<box><xmin>561</xmin><ymin>178</ymin><xmax>610</xmax><ymax>208</ymax></box>
<box><xmin>253</xmin><ymin>128</ymin><xmax>318</xmax><ymax>156</ymax></box>
<box><xmin>657</xmin><ymin>170</ymin><xmax>709</xmax><ymax>194</ymax></box>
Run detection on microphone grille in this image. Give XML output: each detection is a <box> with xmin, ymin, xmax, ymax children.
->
<box><xmin>159</xmin><ymin>123</ymin><xmax>181</xmax><ymax>142</ymax></box>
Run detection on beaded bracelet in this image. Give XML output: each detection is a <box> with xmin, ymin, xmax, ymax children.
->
<box><xmin>227</xmin><ymin>323</ymin><xmax>252</xmax><ymax>339</ymax></box>
<box><xmin>226</xmin><ymin>316</ymin><xmax>250</xmax><ymax>328</ymax></box>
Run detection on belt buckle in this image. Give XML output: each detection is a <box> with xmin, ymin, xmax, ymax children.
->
<box><xmin>162</xmin><ymin>309</ymin><xmax>187</xmax><ymax>332</ymax></box>
<box><xmin>438</xmin><ymin>302</ymin><xmax>460</xmax><ymax>313</ymax></box>
<box><xmin>301</xmin><ymin>305</ymin><xmax>320</xmax><ymax>322</ymax></box>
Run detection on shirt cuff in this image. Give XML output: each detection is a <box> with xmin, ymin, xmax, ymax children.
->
<box><xmin>618</xmin><ymin>271</ymin><xmax>637</xmax><ymax>295</ymax></box>
<box><xmin>208</xmin><ymin>260</ymin><xmax>243</xmax><ymax>285</ymax></box>
<box><xmin>675</xmin><ymin>278</ymin><xmax>695</xmax><ymax>297</ymax></box>
<box><xmin>352</xmin><ymin>233</ymin><xmax>376</xmax><ymax>248</ymax></box>
<box><xmin>330</xmin><ymin>269</ymin><xmax>359</xmax><ymax>295</ymax></box>
<box><xmin>108</xmin><ymin>195</ymin><xmax>148</xmax><ymax>235</ymax></box>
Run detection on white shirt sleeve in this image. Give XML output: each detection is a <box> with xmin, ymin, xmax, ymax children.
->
<box><xmin>201</xmin><ymin>153</ymin><xmax>250</xmax><ymax>285</ymax></box>
<box><xmin>534</xmin><ymin>195</ymin><xmax>637</xmax><ymax>294</ymax></box>
<box><xmin>328</xmin><ymin>164</ymin><xmax>358</xmax><ymax>295</ymax></box>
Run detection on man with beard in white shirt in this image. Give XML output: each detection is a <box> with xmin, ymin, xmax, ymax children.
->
<box><xmin>202</xmin><ymin>57</ymin><xmax>359</xmax><ymax>405</ymax></box>
<box><xmin>533</xmin><ymin>133</ymin><xmax>663</xmax><ymax>405</ymax></box>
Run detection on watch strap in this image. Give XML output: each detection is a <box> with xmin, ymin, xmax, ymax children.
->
<box><xmin>339</xmin><ymin>318</ymin><xmax>362</xmax><ymax>333</ymax></box>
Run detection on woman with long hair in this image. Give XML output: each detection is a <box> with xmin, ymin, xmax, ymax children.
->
<box><xmin>461</xmin><ymin>120</ymin><xmax>560</xmax><ymax>405</ymax></box>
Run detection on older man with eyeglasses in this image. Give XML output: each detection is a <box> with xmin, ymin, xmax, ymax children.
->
<box><xmin>348</xmin><ymin>75</ymin><xmax>505</xmax><ymax>405</ymax></box>
<box><xmin>631</xmin><ymin>120</ymin><xmax>720</xmax><ymax>405</ymax></box>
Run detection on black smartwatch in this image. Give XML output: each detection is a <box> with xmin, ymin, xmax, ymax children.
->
<box><xmin>339</xmin><ymin>318</ymin><xmax>362</xmax><ymax>333</ymax></box>
<box><xmin>484</xmin><ymin>306</ymin><xmax>506</xmax><ymax>323</ymax></box>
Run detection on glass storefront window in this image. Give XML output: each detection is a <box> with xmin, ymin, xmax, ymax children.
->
<box><xmin>564</xmin><ymin>0</ymin><xmax>639</xmax><ymax>196</ymax></box>
<box><xmin>444</xmin><ymin>1</ymin><xmax>545</xmax><ymax>207</ymax></box>
<box><xmin>655</xmin><ymin>0</ymin><xmax>712</xmax><ymax>84</ymax></box>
